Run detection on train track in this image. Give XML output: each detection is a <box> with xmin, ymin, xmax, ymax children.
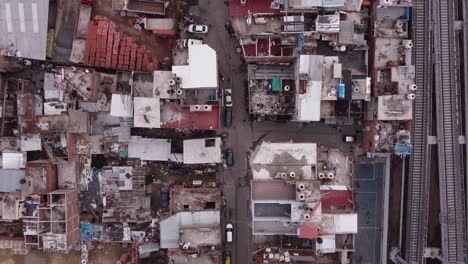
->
<box><xmin>433</xmin><ymin>0</ymin><xmax>468</xmax><ymax>261</ymax></box>
<box><xmin>404</xmin><ymin>0</ymin><xmax>432</xmax><ymax>262</ymax></box>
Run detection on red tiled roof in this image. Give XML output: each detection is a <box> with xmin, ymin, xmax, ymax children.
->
<box><xmin>299</xmin><ymin>222</ymin><xmax>319</xmax><ymax>239</ymax></box>
<box><xmin>229</xmin><ymin>0</ymin><xmax>282</xmax><ymax>17</ymax></box>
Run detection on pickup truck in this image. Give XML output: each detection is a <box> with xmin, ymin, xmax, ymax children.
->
<box><xmin>112</xmin><ymin>0</ymin><xmax>165</xmax><ymax>16</ymax></box>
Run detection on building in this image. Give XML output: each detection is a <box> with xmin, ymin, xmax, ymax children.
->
<box><xmin>183</xmin><ymin>138</ymin><xmax>222</xmax><ymax>164</ymax></box>
<box><xmin>250</xmin><ymin>141</ymin><xmax>356</xmax><ymax>261</ymax></box>
<box><xmin>23</xmin><ymin>189</ymin><xmax>79</xmax><ymax>253</ymax></box>
<box><xmin>0</xmin><ymin>0</ymin><xmax>50</xmax><ymax>60</ymax></box>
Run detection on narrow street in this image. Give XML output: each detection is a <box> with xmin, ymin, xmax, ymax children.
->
<box><xmin>195</xmin><ymin>1</ymin><xmax>361</xmax><ymax>263</ymax></box>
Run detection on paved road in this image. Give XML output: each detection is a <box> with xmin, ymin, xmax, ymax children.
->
<box><xmin>196</xmin><ymin>1</ymin><xmax>361</xmax><ymax>263</ymax></box>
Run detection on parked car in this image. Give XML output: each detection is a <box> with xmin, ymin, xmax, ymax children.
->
<box><xmin>161</xmin><ymin>188</ymin><xmax>169</xmax><ymax>208</ymax></box>
<box><xmin>225</xmin><ymin>148</ymin><xmax>234</xmax><ymax>167</ymax></box>
<box><xmin>188</xmin><ymin>24</ymin><xmax>208</xmax><ymax>33</ymax></box>
<box><xmin>224</xmin><ymin>107</ymin><xmax>232</xmax><ymax>128</ymax></box>
<box><xmin>226</xmin><ymin>223</ymin><xmax>233</xmax><ymax>242</ymax></box>
<box><xmin>224</xmin><ymin>89</ymin><xmax>232</xmax><ymax>107</ymax></box>
<box><xmin>169</xmin><ymin>166</ymin><xmax>188</xmax><ymax>176</ymax></box>
<box><xmin>182</xmin><ymin>38</ymin><xmax>203</xmax><ymax>48</ymax></box>
<box><xmin>343</xmin><ymin>135</ymin><xmax>356</xmax><ymax>143</ymax></box>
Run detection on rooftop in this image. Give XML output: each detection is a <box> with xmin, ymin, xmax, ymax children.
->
<box><xmin>133</xmin><ymin>97</ymin><xmax>161</xmax><ymax>128</ymax></box>
<box><xmin>172</xmin><ymin>44</ymin><xmax>218</xmax><ymax>89</ymax></box>
<box><xmin>229</xmin><ymin>0</ymin><xmax>282</xmax><ymax>17</ymax></box>
<box><xmin>0</xmin><ymin>0</ymin><xmax>49</xmax><ymax>60</ymax></box>
<box><xmin>377</xmin><ymin>94</ymin><xmax>413</xmax><ymax>121</ymax></box>
<box><xmin>170</xmin><ymin>187</ymin><xmax>221</xmax><ymax>213</ymax></box>
<box><xmin>160</xmin><ymin>101</ymin><xmax>220</xmax><ymax>130</ymax></box>
<box><xmin>295</xmin><ymin>55</ymin><xmax>323</xmax><ymax>121</ymax></box>
<box><xmin>128</xmin><ymin>136</ymin><xmax>171</xmax><ymax>161</ymax></box>
<box><xmin>183</xmin><ymin>138</ymin><xmax>222</xmax><ymax>164</ymax></box>
<box><xmin>254</xmin><ymin>141</ymin><xmax>317</xmax><ymax>163</ymax></box>
<box><xmin>160</xmin><ymin>211</ymin><xmax>220</xmax><ymax>249</ymax></box>
<box><xmin>179</xmin><ymin>227</ymin><xmax>221</xmax><ymax>248</ymax></box>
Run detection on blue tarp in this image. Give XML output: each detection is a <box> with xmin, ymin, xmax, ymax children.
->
<box><xmin>338</xmin><ymin>83</ymin><xmax>345</xmax><ymax>99</ymax></box>
<box><xmin>79</xmin><ymin>222</ymin><xmax>103</xmax><ymax>241</ymax></box>
<box><xmin>394</xmin><ymin>143</ymin><xmax>412</xmax><ymax>155</ymax></box>
<box><xmin>298</xmin><ymin>33</ymin><xmax>304</xmax><ymax>55</ymax></box>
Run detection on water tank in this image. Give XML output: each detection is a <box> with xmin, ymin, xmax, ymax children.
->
<box><xmin>407</xmin><ymin>93</ymin><xmax>416</xmax><ymax>100</ymax></box>
<box><xmin>289</xmin><ymin>172</ymin><xmax>296</xmax><ymax>178</ymax></box>
<box><xmin>176</xmin><ymin>77</ymin><xmax>182</xmax><ymax>83</ymax></box>
<box><xmin>203</xmin><ymin>105</ymin><xmax>212</xmax><ymax>111</ymax></box>
<box><xmin>298</xmin><ymin>193</ymin><xmax>306</xmax><ymax>201</ymax></box>
<box><xmin>382</xmin><ymin>0</ymin><xmax>391</xmax><ymax>5</ymax></box>
<box><xmin>176</xmin><ymin>89</ymin><xmax>183</xmax><ymax>95</ymax></box>
<box><xmin>304</xmin><ymin>214</ymin><xmax>310</xmax><ymax>220</ymax></box>
<box><xmin>169</xmin><ymin>79</ymin><xmax>176</xmax><ymax>86</ymax></box>
<box><xmin>298</xmin><ymin>184</ymin><xmax>305</xmax><ymax>190</ymax></box>
<box><xmin>194</xmin><ymin>105</ymin><xmax>201</xmax><ymax>111</ymax></box>
<box><xmin>394</xmin><ymin>20</ymin><xmax>404</xmax><ymax>29</ymax></box>
<box><xmin>327</xmin><ymin>172</ymin><xmax>334</xmax><ymax>179</ymax></box>
<box><xmin>281</xmin><ymin>172</ymin><xmax>287</xmax><ymax>178</ymax></box>
<box><xmin>183</xmin><ymin>244</ymin><xmax>189</xmax><ymax>250</ymax></box>
<box><xmin>318</xmin><ymin>173</ymin><xmax>325</xmax><ymax>179</ymax></box>
<box><xmin>339</xmin><ymin>45</ymin><xmax>346</xmax><ymax>52</ymax></box>
<box><xmin>284</xmin><ymin>85</ymin><xmax>291</xmax><ymax>92</ymax></box>
<box><xmin>402</xmin><ymin>40</ymin><xmax>413</xmax><ymax>49</ymax></box>
<box><xmin>410</xmin><ymin>84</ymin><xmax>418</xmax><ymax>91</ymax></box>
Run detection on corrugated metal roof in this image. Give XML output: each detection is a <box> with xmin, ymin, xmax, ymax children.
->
<box><xmin>0</xmin><ymin>169</ymin><xmax>25</xmax><ymax>192</ymax></box>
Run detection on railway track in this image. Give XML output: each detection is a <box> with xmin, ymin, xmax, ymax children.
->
<box><xmin>404</xmin><ymin>0</ymin><xmax>432</xmax><ymax>262</ymax></box>
<box><xmin>433</xmin><ymin>0</ymin><xmax>468</xmax><ymax>261</ymax></box>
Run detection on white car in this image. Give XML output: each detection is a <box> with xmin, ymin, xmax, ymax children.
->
<box><xmin>226</xmin><ymin>223</ymin><xmax>233</xmax><ymax>242</ymax></box>
<box><xmin>224</xmin><ymin>89</ymin><xmax>232</xmax><ymax>108</ymax></box>
<box><xmin>188</xmin><ymin>24</ymin><xmax>208</xmax><ymax>33</ymax></box>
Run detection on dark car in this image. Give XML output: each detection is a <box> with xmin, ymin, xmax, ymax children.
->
<box><xmin>224</xmin><ymin>107</ymin><xmax>232</xmax><ymax>128</ymax></box>
<box><xmin>161</xmin><ymin>188</ymin><xmax>169</xmax><ymax>208</ymax></box>
<box><xmin>168</xmin><ymin>166</ymin><xmax>188</xmax><ymax>176</ymax></box>
<box><xmin>225</xmin><ymin>148</ymin><xmax>234</xmax><ymax>167</ymax></box>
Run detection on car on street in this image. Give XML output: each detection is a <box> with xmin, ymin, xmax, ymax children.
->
<box><xmin>225</xmin><ymin>148</ymin><xmax>234</xmax><ymax>167</ymax></box>
<box><xmin>226</xmin><ymin>223</ymin><xmax>233</xmax><ymax>242</ymax></box>
<box><xmin>224</xmin><ymin>89</ymin><xmax>232</xmax><ymax>107</ymax></box>
<box><xmin>188</xmin><ymin>24</ymin><xmax>208</xmax><ymax>33</ymax></box>
<box><xmin>161</xmin><ymin>187</ymin><xmax>169</xmax><ymax>208</ymax></box>
<box><xmin>343</xmin><ymin>135</ymin><xmax>357</xmax><ymax>143</ymax></box>
<box><xmin>182</xmin><ymin>38</ymin><xmax>203</xmax><ymax>48</ymax></box>
<box><xmin>224</xmin><ymin>107</ymin><xmax>232</xmax><ymax>128</ymax></box>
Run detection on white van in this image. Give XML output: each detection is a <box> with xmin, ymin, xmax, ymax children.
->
<box><xmin>226</xmin><ymin>223</ymin><xmax>233</xmax><ymax>243</ymax></box>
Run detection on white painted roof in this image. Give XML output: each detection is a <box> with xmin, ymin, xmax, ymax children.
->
<box><xmin>1</xmin><ymin>152</ymin><xmax>26</xmax><ymax>169</ymax></box>
<box><xmin>133</xmin><ymin>97</ymin><xmax>161</xmax><ymax>128</ymax></box>
<box><xmin>20</xmin><ymin>134</ymin><xmax>42</xmax><ymax>152</ymax></box>
<box><xmin>110</xmin><ymin>94</ymin><xmax>133</xmax><ymax>117</ymax></box>
<box><xmin>251</xmin><ymin>142</ymin><xmax>317</xmax><ymax>165</ymax></box>
<box><xmin>128</xmin><ymin>136</ymin><xmax>171</xmax><ymax>161</ymax></box>
<box><xmin>172</xmin><ymin>44</ymin><xmax>218</xmax><ymax>89</ymax></box>
<box><xmin>183</xmin><ymin>137</ymin><xmax>222</xmax><ymax>164</ymax></box>
<box><xmin>160</xmin><ymin>210</ymin><xmax>220</xmax><ymax>249</ymax></box>
<box><xmin>334</xmin><ymin>214</ymin><xmax>358</xmax><ymax>234</ymax></box>
<box><xmin>296</xmin><ymin>55</ymin><xmax>323</xmax><ymax>121</ymax></box>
